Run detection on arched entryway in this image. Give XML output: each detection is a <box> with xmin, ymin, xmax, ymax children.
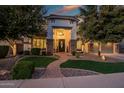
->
<box><xmin>53</xmin><ymin>27</ymin><xmax>71</xmax><ymax>53</ymax></box>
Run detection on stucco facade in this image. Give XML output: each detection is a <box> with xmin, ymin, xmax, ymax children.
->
<box><xmin>0</xmin><ymin>15</ymin><xmax>123</xmax><ymax>55</ymax></box>
<box><xmin>46</xmin><ymin>14</ymin><xmax>79</xmax><ymax>54</ymax></box>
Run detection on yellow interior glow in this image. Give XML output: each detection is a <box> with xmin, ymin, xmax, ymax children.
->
<box><xmin>53</xmin><ymin>28</ymin><xmax>71</xmax><ymax>52</ymax></box>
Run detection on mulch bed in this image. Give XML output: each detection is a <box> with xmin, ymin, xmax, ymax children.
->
<box><xmin>0</xmin><ymin>55</ymin><xmax>23</xmax><ymax>80</ymax></box>
<box><xmin>0</xmin><ymin>70</ymin><xmax>11</xmax><ymax>80</ymax></box>
<box><xmin>32</xmin><ymin>68</ymin><xmax>46</xmax><ymax>79</ymax></box>
<box><xmin>61</xmin><ymin>68</ymin><xmax>100</xmax><ymax>77</ymax></box>
<box><xmin>69</xmin><ymin>53</ymin><xmax>123</xmax><ymax>63</ymax></box>
<box><xmin>0</xmin><ymin>55</ymin><xmax>23</xmax><ymax>70</ymax></box>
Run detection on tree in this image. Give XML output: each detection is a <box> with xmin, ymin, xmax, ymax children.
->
<box><xmin>78</xmin><ymin>5</ymin><xmax>97</xmax><ymax>53</ymax></box>
<box><xmin>100</xmin><ymin>6</ymin><xmax>124</xmax><ymax>43</ymax></box>
<box><xmin>0</xmin><ymin>5</ymin><xmax>47</xmax><ymax>56</ymax></box>
<box><xmin>79</xmin><ymin>5</ymin><xmax>124</xmax><ymax>56</ymax></box>
<box><xmin>95</xmin><ymin>5</ymin><xmax>124</xmax><ymax>55</ymax></box>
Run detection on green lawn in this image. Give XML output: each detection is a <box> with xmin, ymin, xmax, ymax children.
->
<box><xmin>60</xmin><ymin>60</ymin><xmax>124</xmax><ymax>74</ymax></box>
<box><xmin>19</xmin><ymin>56</ymin><xmax>57</xmax><ymax>68</ymax></box>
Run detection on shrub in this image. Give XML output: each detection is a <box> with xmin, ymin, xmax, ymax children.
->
<box><xmin>76</xmin><ymin>52</ymin><xmax>80</xmax><ymax>58</ymax></box>
<box><xmin>12</xmin><ymin>61</ymin><xmax>34</xmax><ymax>79</ymax></box>
<box><xmin>31</xmin><ymin>48</ymin><xmax>41</xmax><ymax>55</ymax></box>
<box><xmin>24</xmin><ymin>50</ymin><xmax>30</xmax><ymax>55</ymax></box>
<box><xmin>71</xmin><ymin>51</ymin><xmax>76</xmax><ymax>56</ymax></box>
<box><xmin>17</xmin><ymin>51</ymin><xmax>23</xmax><ymax>55</ymax></box>
<box><xmin>0</xmin><ymin>45</ymin><xmax>9</xmax><ymax>58</ymax></box>
<box><xmin>42</xmin><ymin>48</ymin><xmax>46</xmax><ymax>56</ymax></box>
<box><xmin>47</xmin><ymin>52</ymin><xmax>53</xmax><ymax>56</ymax></box>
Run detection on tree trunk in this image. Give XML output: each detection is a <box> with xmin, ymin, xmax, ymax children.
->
<box><xmin>83</xmin><ymin>43</ymin><xmax>86</xmax><ymax>53</ymax></box>
<box><xmin>6</xmin><ymin>39</ymin><xmax>17</xmax><ymax>56</ymax></box>
<box><xmin>98</xmin><ymin>42</ymin><xmax>101</xmax><ymax>56</ymax></box>
<box><xmin>81</xmin><ymin>41</ymin><xmax>87</xmax><ymax>54</ymax></box>
<box><xmin>10</xmin><ymin>44</ymin><xmax>16</xmax><ymax>56</ymax></box>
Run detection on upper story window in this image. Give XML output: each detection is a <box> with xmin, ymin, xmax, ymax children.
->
<box><xmin>51</xmin><ymin>19</ymin><xmax>55</xmax><ymax>23</ymax></box>
<box><xmin>70</xmin><ymin>20</ymin><xmax>74</xmax><ymax>24</ymax></box>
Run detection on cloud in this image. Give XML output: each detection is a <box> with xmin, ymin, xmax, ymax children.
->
<box><xmin>54</xmin><ymin>5</ymin><xmax>81</xmax><ymax>14</ymax></box>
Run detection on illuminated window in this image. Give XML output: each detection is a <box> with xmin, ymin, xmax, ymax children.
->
<box><xmin>33</xmin><ymin>38</ymin><xmax>46</xmax><ymax>48</ymax></box>
<box><xmin>77</xmin><ymin>40</ymin><xmax>82</xmax><ymax>49</ymax></box>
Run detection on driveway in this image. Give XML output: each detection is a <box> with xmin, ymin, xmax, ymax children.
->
<box><xmin>104</xmin><ymin>54</ymin><xmax>124</xmax><ymax>61</ymax></box>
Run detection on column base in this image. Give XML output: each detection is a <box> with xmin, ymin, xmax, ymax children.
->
<box><xmin>47</xmin><ymin>39</ymin><xmax>53</xmax><ymax>55</ymax></box>
<box><xmin>70</xmin><ymin>40</ymin><xmax>76</xmax><ymax>52</ymax></box>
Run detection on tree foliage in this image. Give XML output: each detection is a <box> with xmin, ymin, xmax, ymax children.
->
<box><xmin>0</xmin><ymin>5</ymin><xmax>47</xmax><ymax>56</ymax></box>
<box><xmin>0</xmin><ymin>5</ymin><xmax>47</xmax><ymax>40</ymax></box>
<box><xmin>99</xmin><ymin>5</ymin><xmax>124</xmax><ymax>43</ymax></box>
<box><xmin>79</xmin><ymin>5</ymin><xmax>124</xmax><ymax>43</ymax></box>
<box><xmin>79</xmin><ymin>5</ymin><xmax>124</xmax><ymax>55</ymax></box>
<box><xmin>78</xmin><ymin>5</ymin><xmax>97</xmax><ymax>43</ymax></box>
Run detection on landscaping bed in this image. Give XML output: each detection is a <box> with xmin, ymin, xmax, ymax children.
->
<box><xmin>60</xmin><ymin>60</ymin><xmax>124</xmax><ymax>74</ymax></box>
<box><xmin>61</xmin><ymin>68</ymin><xmax>99</xmax><ymax>77</ymax></box>
<box><xmin>32</xmin><ymin>68</ymin><xmax>46</xmax><ymax>79</ymax></box>
<box><xmin>0</xmin><ymin>55</ymin><xmax>23</xmax><ymax>80</ymax></box>
<box><xmin>0</xmin><ymin>56</ymin><xmax>57</xmax><ymax>80</ymax></box>
<box><xmin>11</xmin><ymin>56</ymin><xmax>57</xmax><ymax>80</ymax></box>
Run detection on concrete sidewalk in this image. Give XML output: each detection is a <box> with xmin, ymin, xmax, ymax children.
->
<box><xmin>0</xmin><ymin>73</ymin><xmax>124</xmax><ymax>88</ymax></box>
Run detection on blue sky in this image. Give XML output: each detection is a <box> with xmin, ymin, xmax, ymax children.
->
<box><xmin>45</xmin><ymin>5</ymin><xmax>80</xmax><ymax>16</ymax></box>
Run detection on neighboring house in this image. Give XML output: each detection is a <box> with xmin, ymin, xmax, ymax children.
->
<box><xmin>0</xmin><ymin>14</ymin><xmax>123</xmax><ymax>55</ymax></box>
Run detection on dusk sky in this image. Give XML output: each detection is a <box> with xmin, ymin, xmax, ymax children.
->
<box><xmin>45</xmin><ymin>5</ymin><xmax>81</xmax><ymax>16</ymax></box>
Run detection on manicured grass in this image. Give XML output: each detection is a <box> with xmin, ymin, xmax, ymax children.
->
<box><xmin>19</xmin><ymin>56</ymin><xmax>57</xmax><ymax>68</ymax></box>
<box><xmin>60</xmin><ymin>60</ymin><xmax>124</xmax><ymax>74</ymax></box>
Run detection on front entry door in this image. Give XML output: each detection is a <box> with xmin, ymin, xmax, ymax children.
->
<box><xmin>58</xmin><ymin>39</ymin><xmax>65</xmax><ymax>52</ymax></box>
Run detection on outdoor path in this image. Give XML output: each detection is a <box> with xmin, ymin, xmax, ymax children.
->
<box><xmin>41</xmin><ymin>53</ymin><xmax>69</xmax><ymax>78</ymax></box>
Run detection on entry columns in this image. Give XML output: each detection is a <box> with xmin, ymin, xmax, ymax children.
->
<box><xmin>70</xmin><ymin>40</ymin><xmax>76</xmax><ymax>52</ymax></box>
<box><xmin>47</xmin><ymin>39</ymin><xmax>53</xmax><ymax>55</ymax></box>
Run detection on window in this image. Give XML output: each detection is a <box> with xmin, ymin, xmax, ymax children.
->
<box><xmin>51</xmin><ymin>19</ymin><xmax>55</xmax><ymax>23</ymax></box>
<box><xmin>70</xmin><ymin>20</ymin><xmax>74</xmax><ymax>24</ymax></box>
<box><xmin>33</xmin><ymin>38</ymin><xmax>46</xmax><ymax>49</ymax></box>
<box><xmin>77</xmin><ymin>40</ymin><xmax>82</xmax><ymax>49</ymax></box>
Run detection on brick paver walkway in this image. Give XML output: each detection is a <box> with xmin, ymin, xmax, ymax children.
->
<box><xmin>41</xmin><ymin>53</ymin><xmax>69</xmax><ymax>78</ymax></box>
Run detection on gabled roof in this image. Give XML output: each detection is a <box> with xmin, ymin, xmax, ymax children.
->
<box><xmin>45</xmin><ymin>14</ymin><xmax>79</xmax><ymax>22</ymax></box>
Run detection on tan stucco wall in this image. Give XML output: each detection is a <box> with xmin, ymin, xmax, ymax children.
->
<box><xmin>23</xmin><ymin>37</ymin><xmax>32</xmax><ymax>51</ymax></box>
<box><xmin>0</xmin><ymin>40</ymin><xmax>9</xmax><ymax>45</ymax></box>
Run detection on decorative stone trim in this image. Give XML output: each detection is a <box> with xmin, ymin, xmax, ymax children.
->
<box><xmin>47</xmin><ymin>39</ymin><xmax>53</xmax><ymax>55</ymax></box>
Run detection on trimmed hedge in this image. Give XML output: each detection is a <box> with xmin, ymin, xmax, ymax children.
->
<box><xmin>71</xmin><ymin>51</ymin><xmax>76</xmax><ymax>56</ymax></box>
<box><xmin>31</xmin><ymin>48</ymin><xmax>41</xmax><ymax>55</ymax></box>
<box><xmin>12</xmin><ymin>61</ymin><xmax>34</xmax><ymax>79</ymax></box>
<box><xmin>42</xmin><ymin>48</ymin><xmax>46</xmax><ymax>56</ymax></box>
<box><xmin>24</xmin><ymin>50</ymin><xmax>30</xmax><ymax>55</ymax></box>
<box><xmin>0</xmin><ymin>45</ymin><xmax>9</xmax><ymax>58</ymax></box>
<box><xmin>76</xmin><ymin>52</ymin><xmax>80</xmax><ymax>58</ymax></box>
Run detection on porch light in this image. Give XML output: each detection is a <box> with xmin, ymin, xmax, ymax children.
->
<box><xmin>59</xmin><ymin>32</ymin><xmax>64</xmax><ymax>36</ymax></box>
